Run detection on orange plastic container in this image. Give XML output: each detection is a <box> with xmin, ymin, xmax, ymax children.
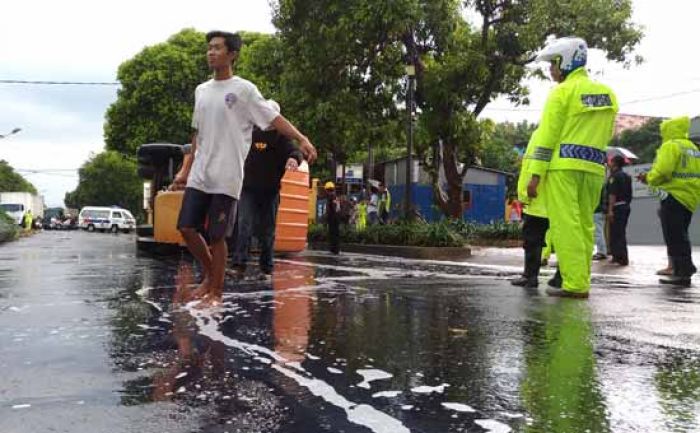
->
<box><xmin>154</xmin><ymin>190</ymin><xmax>186</xmax><ymax>246</ymax></box>
<box><xmin>152</xmin><ymin>165</ymin><xmax>309</xmax><ymax>253</ymax></box>
<box><xmin>274</xmin><ymin>164</ymin><xmax>310</xmax><ymax>253</ymax></box>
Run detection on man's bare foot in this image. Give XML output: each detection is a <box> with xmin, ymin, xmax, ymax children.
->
<box><xmin>189</xmin><ymin>278</ymin><xmax>211</xmax><ymax>300</ymax></box>
<box><xmin>194</xmin><ymin>294</ymin><xmax>222</xmax><ymax>309</ymax></box>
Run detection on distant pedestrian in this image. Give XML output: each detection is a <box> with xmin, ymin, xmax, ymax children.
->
<box><xmin>592</xmin><ymin>183</ymin><xmax>608</xmax><ymax>260</ymax></box>
<box><xmin>324</xmin><ymin>182</ymin><xmax>341</xmax><ymax>254</ymax></box>
<box><xmin>638</xmin><ymin>116</ymin><xmax>700</xmax><ymax>288</ymax></box>
<box><xmin>378</xmin><ymin>183</ymin><xmax>392</xmax><ymax>224</ymax></box>
<box><xmin>607</xmin><ymin>155</ymin><xmax>632</xmax><ymax>266</ymax></box>
<box><xmin>230</xmin><ymin>100</ymin><xmax>304</xmax><ymax>280</ymax></box>
<box><xmin>509</xmin><ymin>198</ymin><xmax>523</xmax><ymax>223</ymax></box>
<box><xmin>367</xmin><ymin>187</ymin><xmax>379</xmax><ymax>225</ymax></box>
<box><xmin>22</xmin><ymin>210</ymin><xmax>33</xmax><ymax>232</ymax></box>
<box><xmin>356</xmin><ymin>198</ymin><xmax>367</xmax><ymax>231</ymax></box>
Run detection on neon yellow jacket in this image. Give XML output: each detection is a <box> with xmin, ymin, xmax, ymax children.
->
<box><xmin>379</xmin><ymin>190</ymin><xmax>391</xmax><ymax>214</ymax></box>
<box><xmin>647</xmin><ymin>116</ymin><xmax>700</xmax><ymax>212</ymax></box>
<box><xmin>529</xmin><ymin>68</ymin><xmax>618</xmax><ymax>177</ymax></box>
<box><xmin>357</xmin><ymin>202</ymin><xmax>367</xmax><ymax>230</ymax></box>
<box><xmin>517</xmin><ymin>128</ymin><xmax>547</xmax><ymax>218</ymax></box>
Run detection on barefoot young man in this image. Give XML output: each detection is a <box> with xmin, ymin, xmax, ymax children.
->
<box><xmin>171</xmin><ymin>31</ymin><xmax>317</xmax><ymax>308</ymax></box>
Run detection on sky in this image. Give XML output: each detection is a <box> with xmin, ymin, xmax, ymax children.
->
<box><xmin>0</xmin><ymin>0</ymin><xmax>697</xmax><ymax>207</ymax></box>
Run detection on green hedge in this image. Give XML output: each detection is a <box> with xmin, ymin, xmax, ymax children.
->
<box><xmin>450</xmin><ymin>220</ymin><xmax>522</xmax><ymax>241</ymax></box>
<box><xmin>0</xmin><ymin>210</ymin><xmax>19</xmax><ymax>243</ymax></box>
<box><xmin>309</xmin><ymin>220</ymin><xmax>522</xmax><ymax>247</ymax></box>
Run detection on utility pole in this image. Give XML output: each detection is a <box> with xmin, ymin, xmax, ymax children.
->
<box><xmin>404</xmin><ymin>64</ymin><xmax>416</xmax><ymax>220</ymax></box>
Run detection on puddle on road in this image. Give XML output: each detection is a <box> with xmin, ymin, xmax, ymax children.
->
<box><xmin>100</xmin><ymin>254</ymin><xmax>700</xmax><ymax>433</ymax></box>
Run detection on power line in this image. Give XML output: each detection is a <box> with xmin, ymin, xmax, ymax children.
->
<box><xmin>17</xmin><ymin>168</ymin><xmax>78</xmax><ymax>172</ymax></box>
<box><xmin>0</xmin><ymin>79</ymin><xmax>120</xmax><ymax>86</ymax></box>
<box><xmin>621</xmin><ymin>88</ymin><xmax>700</xmax><ymax>105</ymax></box>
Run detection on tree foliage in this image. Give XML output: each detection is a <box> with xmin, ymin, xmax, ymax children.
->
<box><xmin>273</xmin><ymin>0</ymin><xmax>642</xmax><ymax>218</ymax></box>
<box><xmin>104</xmin><ymin>29</ymin><xmax>288</xmax><ymax>158</ymax></box>
<box><xmin>480</xmin><ymin>120</ymin><xmax>537</xmax><ymax>172</ymax></box>
<box><xmin>64</xmin><ymin>151</ymin><xmax>142</xmax><ymax>218</ymax></box>
<box><xmin>0</xmin><ymin>160</ymin><xmax>37</xmax><ymax>194</ymax></box>
<box><xmin>104</xmin><ymin>28</ymin><xmax>210</xmax><ymax>156</ymax></box>
<box><xmin>611</xmin><ymin>118</ymin><xmax>662</xmax><ymax>164</ymax></box>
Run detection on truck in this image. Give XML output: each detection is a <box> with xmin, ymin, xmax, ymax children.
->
<box><xmin>0</xmin><ymin>192</ymin><xmax>45</xmax><ymax>225</ymax></box>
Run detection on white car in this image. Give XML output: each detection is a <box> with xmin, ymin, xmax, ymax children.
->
<box><xmin>78</xmin><ymin>206</ymin><xmax>136</xmax><ymax>233</ymax></box>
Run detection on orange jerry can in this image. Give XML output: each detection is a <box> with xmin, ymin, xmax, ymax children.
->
<box><xmin>154</xmin><ymin>190</ymin><xmax>186</xmax><ymax>246</ymax></box>
<box><xmin>274</xmin><ymin>162</ymin><xmax>310</xmax><ymax>253</ymax></box>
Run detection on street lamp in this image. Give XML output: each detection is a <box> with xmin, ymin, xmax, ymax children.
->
<box><xmin>0</xmin><ymin>127</ymin><xmax>21</xmax><ymax>139</ymax></box>
<box><xmin>404</xmin><ymin>64</ymin><xmax>416</xmax><ymax>220</ymax></box>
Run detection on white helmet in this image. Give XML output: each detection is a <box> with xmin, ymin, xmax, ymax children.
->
<box><xmin>535</xmin><ymin>36</ymin><xmax>587</xmax><ymax>76</ymax></box>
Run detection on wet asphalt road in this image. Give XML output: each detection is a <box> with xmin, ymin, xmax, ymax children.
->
<box><xmin>1</xmin><ymin>231</ymin><xmax>699</xmax><ymax>433</ymax></box>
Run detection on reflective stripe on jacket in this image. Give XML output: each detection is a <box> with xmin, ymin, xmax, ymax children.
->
<box><xmin>529</xmin><ymin>68</ymin><xmax>618</xmax><ymax>177</ymax></box>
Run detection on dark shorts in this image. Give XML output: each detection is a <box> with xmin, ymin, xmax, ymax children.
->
<box><xmin>177</xmin><ymin>187</ymin><xmax>237</xmax><ymax>242</ymax></box>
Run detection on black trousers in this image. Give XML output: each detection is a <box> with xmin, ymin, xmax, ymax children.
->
<box><xmin>328</xmin><ymin>221</ymin><xmax>340</xmax><ymax>254</ymax></box>
<box><xmin>609</xmin><ymin>204</ymin><xmax>630</xmax><ymax>263</ymax></box>
<box><xmin>660</xmin><ymin>195</ymin><xmax>697</xmax><ymax>277</ymax></box>
<box><xmin>521</xmin><ymin>213</ymin><xmax>549</xmax><ymax>279</ymax></box>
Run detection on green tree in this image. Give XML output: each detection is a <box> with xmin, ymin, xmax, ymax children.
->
<box><xmin>480</xmin><ymin>120</ymin><xmax>537</xmax><ymax>172</ymax></box>
<box><xmin>104</xmin><ymin>29</ymin><xmax>288</xmax><ymax>159</ymax></box>
<box><xmin>611</xmin><ymin>117</ymin><xmax>662</xmax><ymax>164</ymax></box>
<box><xmin>104</xmin><ymin>28</ymin><xmax>209</xmax><ymax>157</ymax></box>
<box><xmin>0</xmin><ymin>160</ymin><xmax>37</xmax><ymax>193</ymax></box>
<box><xmin>64</xmin><ymin>151</ymin><xmax>142</xmax><ymax>218</ymax></box>
<box><xmin>273</xmin><ymin>0</ymin><xmax>643</xmax><ymax>218</ymax></box>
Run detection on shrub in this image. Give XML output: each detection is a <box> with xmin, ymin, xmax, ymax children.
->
<box><xmin>309</xmin><ymin>219</ymin><xmax>522</xmax><ymax>248</ymax></box>
<box><xmin>0</xmin><ymin>210</ymin><xmax>19</xmax><ymax>243</ymax></box>
<box><xmin>309</xmin><ymin>220</ymin><xmax>465</xmax><ymax>247</ymax></box>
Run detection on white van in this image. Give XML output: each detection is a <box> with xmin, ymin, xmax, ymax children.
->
<box><xmin>78</xmin><ymin>206</ymin><xmax>136</xmax><ymax>233</ymax></box>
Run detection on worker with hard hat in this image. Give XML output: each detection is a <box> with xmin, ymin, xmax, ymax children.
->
<box><xmin>324</xmin><ymin>181</ymin><xmax>341</xmax><ymax>254</ymax></box>
<box><xmin>638</xmin><ymin>116</ymin><xmax>700</xmax><ymax>288</ymax></box>
<box><xmin>527</xmin><ymin>36</ymin><xmax>619</xmax><ymax>298</ymax></box>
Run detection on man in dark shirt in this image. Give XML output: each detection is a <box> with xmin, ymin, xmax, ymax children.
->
<box><xmin>230</xmin><ymin>100</ymin><xmax>304</xmax><ymax>279</ymax></box>
<box><xmin>607</xmin><ymin>155</ymin><xmax>633</xmax><ymax>266</ymax></box>
<box><xmin>324</xmin><ymin>182</ymin><xmax>341</xmax><ymax>254</ymax></box>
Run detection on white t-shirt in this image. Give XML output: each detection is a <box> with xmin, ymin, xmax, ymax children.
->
<box><xmin>368</xmin><ymin>193</ymin><xmax>379</xmax><ymax>213</ymax></box>
<box><xmin>187</xmin><ymin>76</ymin><xmax>278</xmax><ymax>198</ymax></box>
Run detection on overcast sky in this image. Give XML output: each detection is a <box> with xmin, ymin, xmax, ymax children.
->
<box><xmin>0</xmin><ymin>0</ymin><xmax>696</xmax><ymax>207</ymax></box>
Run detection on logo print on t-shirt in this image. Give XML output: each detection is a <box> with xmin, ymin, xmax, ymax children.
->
<box><xmin>254</xmin><ymin>141</ymin><xmax>267</xmax><ymax>151</ymax></box>
<box><xmin>225</xmin><ymin>93</ymin><xmax>237</xmax><ymax>108</ymax></box>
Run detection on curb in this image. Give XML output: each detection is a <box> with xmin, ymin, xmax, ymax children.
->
<box><xmin>309</xmin><ymin>242</ymin><xmax>471</xmax><ymax>260</ymax></box>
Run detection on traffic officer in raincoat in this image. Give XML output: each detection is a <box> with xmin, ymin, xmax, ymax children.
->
<box><xmin>528</xmin><ymin>37</ymin><xmax>618</xmax><ymax>298</ymax></box>
<box><xmin>512</xmin><ymin>128</ymin><xmax>550</xmax><ymax>288</ymax></box>
<box><xmin>638</xmin><ymin>116</ymin><xmax>700</xmax><ymax>287</ymax></box>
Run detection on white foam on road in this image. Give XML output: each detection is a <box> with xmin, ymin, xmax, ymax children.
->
<box><xmin>272</xmin><ymin>364</ymin><xmax>409</xmax><ymax>433</ymax></box>
<box><xmin>441</xmin><ymin>402</ymin><xmax>476</xmax><ymax>412</ymax></box>
<box><xmin>191</xmin><ymin>308</ymin><xmax>410</xmax><ymax>433</ymax></box>
<box><xmin>411</xmin><ymin>384</ymin><xmax>450</xmax><ymax>394</ymax></box>
<box><xmin>356</xmin><ymin>369</ymin><xmax>394</xmax><ymax>389</ymax></box>
<box><xmin>327</xmin><ymin>367</ymin><xmax>343</xmax><ymax>374</ymax></box>
<box><xmin>372</xmin><ymin>391</ymin><xmax>402</xmax><ymax>398</ymax></box>
<box><xmin>475</xmin><ymin>419</ymin><xmax>512</xmax><ymax>433</ymax></box>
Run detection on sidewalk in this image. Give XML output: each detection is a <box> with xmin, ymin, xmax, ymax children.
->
<box><xmin>468</xmin><ymin>244</ymin><xmax>700</xmax><ymax>285</ymax></box>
